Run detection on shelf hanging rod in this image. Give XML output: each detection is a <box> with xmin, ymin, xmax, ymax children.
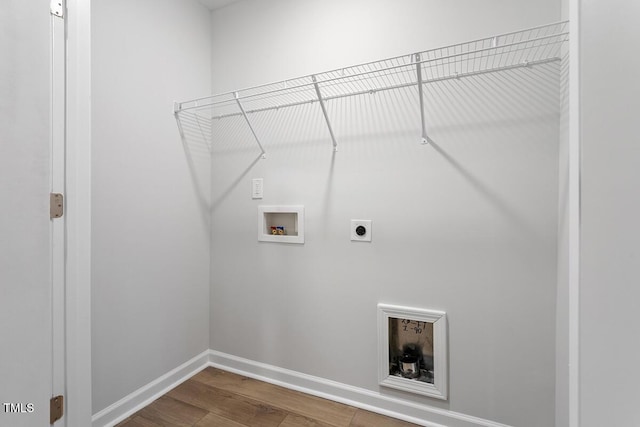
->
<box><xmin>177</xmin><ymin>31</ymin><xmax>567</xmax><ymax>113</ymax></box>
<box><xmin>211</xmin><ymin>56</ymin><xmax>561</xmax><ymax>120</ymax></box>
<box><xmin>312</xmin><ymin>75</ymin><xmax>338</xmax><ymax>152</ymax></box>
<box><xmin>234</xmin><ymin>92</ymin><xmax>267</xmax><ymax>159</ymax></box>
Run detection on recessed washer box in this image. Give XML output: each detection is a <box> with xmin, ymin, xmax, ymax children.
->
<box><xmin>258</xmin><ymin>205</ymin><xmax>304</xmax><ymax>244</ymax></box>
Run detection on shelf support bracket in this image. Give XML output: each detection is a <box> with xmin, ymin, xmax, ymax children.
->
<box><xmin>235</xmin><ymin>92</ymin><xmax>266</xmax><ymax>159</ymax></box>
<box><xmin>415</xmin><ymin>53</ymin><xmax>433</xmax><ymax>145</ymax></box>
<box><xmin>312</xmin><ymin>75</ymin><xmax>338</xmax><ymax>152</ymax></box>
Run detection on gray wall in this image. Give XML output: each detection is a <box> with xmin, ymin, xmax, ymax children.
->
<box><xmin>0</xmin><ymin>3</ymin><xmax>51</xmax><ymax>426</ymax></box>
<box><xmin>91</xmin><ymin>0</ymin><xmax>212</xmax><ymax>413</ymax></box>
<box><xmin>555</xmin><ymin>56</ymin><xmax>570</xmax><ymax>427</ymax></box>
<box><xmin>209</xmin><ymin>1</ymin><xmax>561</xmax><ymax>425</ymax></box>
<box><xmin>580</xmin><ymin>1</ymin><xmax>640</xmax><ymax>425</ymax></box>
<box><xmin>555</xmin><ymin>2</ymin><xmax>570</xmax><ymax>426</ymax></box>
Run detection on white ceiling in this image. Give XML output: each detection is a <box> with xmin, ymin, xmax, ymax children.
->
<box><xmin>198</xmin><ymin>0</ymin><xmax>242</xmax><ymax>10</ymax></box>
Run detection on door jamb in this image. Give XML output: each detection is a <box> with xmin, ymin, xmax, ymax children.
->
<box><xmin>50</xmin><ymin>3</ymin><xmax>66</xmax><ymax>422</ymax></box>
<box><xmin>63</xmin><ymin>1</ymin><xmax>92</xmax><ymax>425</ymax></box>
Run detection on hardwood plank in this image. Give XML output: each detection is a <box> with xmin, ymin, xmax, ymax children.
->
<box><xmin>115</xmin><ymin>415</ymin><xmax>162</xmax><ymax>427</ymax></box>
<box><xmin>168</xmin><ymin>379</ymin><xmax>287</xmax><ymax>426</ymax></box>
<box><xmin>119</xmin><ymin>368</ymin><xmax>420</xmax><ymax>427</ymax></box>
<box><xmin>278</xmin><ymin>413</ymin><xmax>337</xmax><ymax>427</ymax></box>
<box><xmin>136</xmin><ymin>395</ymin><xmax>208</xmax><ymax>426</ymax></box>
<box><xmin>114</xmin><ymin>416</ymin><xmax>134</xmax><ymax>426</ymax></box>
<box><xmin>194</xmin><ymin>412</ymin><xmax>249</xmax><ymax>427</ymax></box>
<box><xmin>193</xmin><ymin>368</ymin><xmax>356</xmax><ymax>426</ymax></box>
<box><xmin>168</xmin><ymin>378</ymin><xmax>229</xmax><ymax>410</ymax></box>
<box><xmin>349</xmin><ymin>410</ymin><xmax>418</xmax><ymax>427</ymax></box>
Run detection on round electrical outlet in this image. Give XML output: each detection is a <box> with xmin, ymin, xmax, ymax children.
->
<box><xmin>355</xmin><ymin>225</ymin><xmax>367</xmax><ymax>236</ymax></box>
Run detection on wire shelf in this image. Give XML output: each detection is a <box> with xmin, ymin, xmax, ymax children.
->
<box><xmin>175</xmin><ymin>21</ymin><xmax>568</xmax><ymax>153</ymax></box>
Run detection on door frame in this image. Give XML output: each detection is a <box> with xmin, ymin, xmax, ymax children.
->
<box><xmin>51</xmin><ymin>2</ymin><xmax>66</xmax><ymax>419</ymax></box>
<box><xmin>57</xmin><ymin>2</ymin><xmax>583</xmax><ymax>426</ymax></box>
<box><xmin>63</xmin><ymin>1</ymin><xmax>92</xmax><ymax>425</ymax></box>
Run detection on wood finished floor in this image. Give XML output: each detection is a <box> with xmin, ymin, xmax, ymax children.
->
<box><xmin>116</xmin><ymin>367</ymin><xmax>418</xmax><ymax>427</ymax></box>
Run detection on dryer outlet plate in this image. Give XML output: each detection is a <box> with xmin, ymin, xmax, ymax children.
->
<box><xmin>351</xmin><ymin>219</ymin><xmax>372</xmax><ymax>242</ymax></box>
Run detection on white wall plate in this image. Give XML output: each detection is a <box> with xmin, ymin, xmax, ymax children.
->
<box><xmin>351</xmin><ymin>219</ymin><xmax>372</xmax><ymax>242</ymax></box>
<box><xmin>252</xmin><ymin>178</ymin><xmax>263</xmax><ymax>199</ymax></box>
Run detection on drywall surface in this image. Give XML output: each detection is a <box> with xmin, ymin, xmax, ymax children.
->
<box><xmin>209</xmin><ymin>1</ymin><xmax>561</xmax><ymax>425</ymax></box>
<box><xmin>0</xmin><ymin>3</ymin><xmax>51</xmax><ymax>426</ymax></box>
<box><xmin>555</xmin><ymin>2</ymin><xmax>570</xmax><ymax>425</ymax></box>
<box><xmin>555</xmin><ymin>60</ymin><xmax>570</xmax><ymax>427</ymax></box>
<box><xmin>210</xmin><ymin>0</ymin><xmax>561</xmax><ymax>94</ymax></box>
<box><xmin>91</xmin><ymin>0</ymin><xmax>212</xmax><ymax>413</ymax></box>
<box><xmin>579</xmin><ymin>1</ymin><xmax>640</xmax><ymax>425</ymax></box>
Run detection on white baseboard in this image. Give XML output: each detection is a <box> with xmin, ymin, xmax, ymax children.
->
<box><xmin>207</xmin><ymin>350</ymin><xmax>511</xmax><ymax>427</ymax></box>
<box><xmin>91</xmin><ymin>349</ymin><xmax>510</xmax><ymax>427</ymax></box>
<box><xmin>91</xmin><ymin>350</ymin><xmax>210</xmax><ymax>427</ymax></box>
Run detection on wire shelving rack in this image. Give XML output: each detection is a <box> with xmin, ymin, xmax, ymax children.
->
<box><xmin>175</xmin><ymin>21</ymin><xmax>568</xmax><ymax>155</ymax></box>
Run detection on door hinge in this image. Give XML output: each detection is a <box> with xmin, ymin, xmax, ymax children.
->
<box><xmin>50</xmin><ymin>0</ymin><xmax>64</xmax><ymax>18</ymax></box>
<box><xmin>50</xmin><ymin>193</ymin><xmax>64</xmax><ymax>219</ymax></box>
<box><xmin>50</xmin><ymin>395</ymin><xmax>64</xmax><ymax>424</ymax></box>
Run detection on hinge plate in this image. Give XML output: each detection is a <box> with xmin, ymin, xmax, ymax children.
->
<box><xmin>50</xmin><ymin>0</ymin><xmax>64</xmax><ymax>18</ymax></box>
<box><xmin>50</xmin><ymin>193</ymin><xmax>64</xmax><ymax>219</ymax></box>
<box><xmin>50</xmin><ymin>395</ymin><xmax>64</xmax><ymax>424</ymax></box>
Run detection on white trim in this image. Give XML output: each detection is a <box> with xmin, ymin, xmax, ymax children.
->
<box><xmin>568</xmin><ymin>3</ymin><xmax>581</xmax><ymax>427</ymax></box>
<box><xmin>50</xmin><ymin>1</ymin><xmax>66</xmax><ymax>406</ymax></box>
<box><xmin>377</xmin><ymin>304</ymin><xmax>448</xmax><ymax>400</ymax></box>
<box><xmin>89</xmin><ymin>348</ymin><xmax>512</xmax><ymax>427</ymax></box>
<box><xmin>91</xmin><ymin>350</ymin><xmax>210</xmax><ymax>427</ymax></box>
<box><xmin>65</xmin><ymin>1</ymin><xmax>93</xmax><ymax>426</ymax></box>
<box><xmin>208</xmin><ymin>350</ymin><xmax>510</xmax><ymax>427</ymax></box>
